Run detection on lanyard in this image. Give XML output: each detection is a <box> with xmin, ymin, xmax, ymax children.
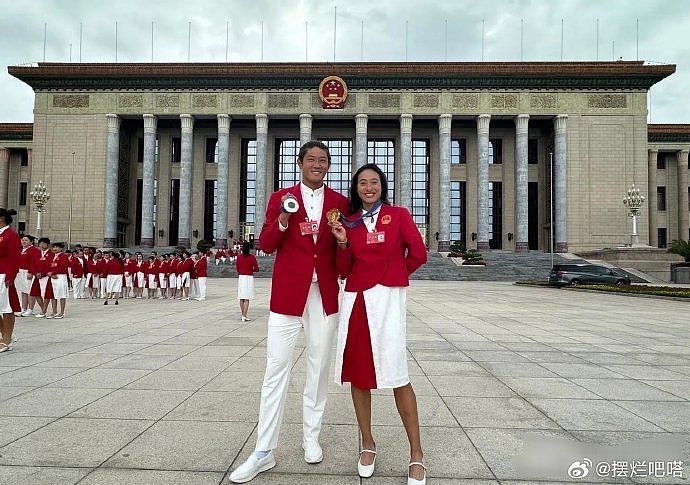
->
<box><xmin>340</xmin><ymin>200</ymin><xmax>382</xmax><ymax>229</ymax></box>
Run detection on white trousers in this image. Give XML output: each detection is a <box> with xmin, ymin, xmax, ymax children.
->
<box><xmin>255</xmin><ymin>282</ymin><xmax>338</xmax><ymax>452</ymax></box>
<box><xmin>196</xmin><ymin>277</ymin><xmax>207</xmax><ymax>300</ymax></box>
<box><xmin>72</xmin><ymin>277</ymin><xmax>86</xmax><ymax>299</ymax></box>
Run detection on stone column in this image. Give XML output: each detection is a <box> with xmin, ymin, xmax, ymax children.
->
<box><xmin>216</xmin><ymin>114</ymin><xmax>231</xmax><ymax>248</ymax></box>
<box><xmin>141</xmin><ymin>114</ymin><xmax>157</xmax><ymax>247</ymax></box>
<box><xmin>355</xmin><ymin>114</ymin><xmax>368</xmax><ymax>169</ymax></box>
<box><xmin>103</xmin><ymin>114</ymin><xmax>121</xmax><ymax>247</ymax></box>
<box><xmin>647</xmin><ymin>149</ymin><xmax>658</xmax><ymax>247</ymax></box>
<box><xmin>476</xmin><ymin>114</ymin><xmax>491</xmax><ymax>251</ymax></box>
<box><xmin>299</xmin><ymin>114</ymin><xmax>312</xmax><ymax>147</ymax></box>
<box><xmin>177</xmin><ymin>114</ymin><xmax>195</xmax><ymax>248</ymax></box>
<box><xmin>678</xmin><ymin>149</ymin><xmax>689</xmax><ymax>241</ymax></box>
<box><xmin>514</xmin><ymin>114</ymin><xmax>529</xmax><ymax>251</ymax></box>
<box><xmin>438</xmin><ymin>114</ymin><xmax>452</xmax><ymax>252</ymax></box>
<box><xmin>399</xmin><ymin>114</ymin><xmax>413</xmax><ymax>210</ymax></box>
<box><xmin>554</xmin><ymin>115</ymin><xmax>568</xmax><ymax>252</ymax></box>
<box><xmin>0</xmin><ymin>148</ymin><xmax>9</xmax><ymax>208</ymax></box>
<box><xmin>254</xmin><ymin>113</ymin><xmax>269</xmax><ymax>241</ymax></box>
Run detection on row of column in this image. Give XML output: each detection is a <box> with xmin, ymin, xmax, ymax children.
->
<box><xmin>102</xmin><ymin>112</ymin><xmax>569</xmax><ymax>252</ymax></box>
<box><xmin>0</xmin><ymin>148</ymin><xmax>10</xmax><ymax>209</ymax></box>
<box><xmin>648</xmin><ymin>149</ymin><xmax>690</xmax><ymax>246</ymax></box>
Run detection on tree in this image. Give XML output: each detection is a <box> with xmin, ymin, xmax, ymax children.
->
<box><xmin>668</xmin><ymin>239</ymin><xmax>690</xmax><ymax>262</ymax></box>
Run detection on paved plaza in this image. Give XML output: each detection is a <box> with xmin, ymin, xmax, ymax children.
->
<box><xmin>0</xmin><ymin>279</ymin><xmax>688</xmax><ymax>484</ymax></box>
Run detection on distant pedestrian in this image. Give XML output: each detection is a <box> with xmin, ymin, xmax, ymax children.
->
<box><xmin>235</xmin><ymin>241</ymin><xmax>259</xmax><ymax>322</ymax></box>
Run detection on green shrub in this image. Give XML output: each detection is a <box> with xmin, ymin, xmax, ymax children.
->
<box><xmin>668</xmin><ymin>239</ymin><xmax>690</xmax><ymax>262</ymax></box>
<box><xmin>449</xmin><ymin>240</ymin><xmax>466</xmax><ymax>254</ymax></box>
<box><xmin>197</xmin><ymin>239</ymin><xmax>213</xmax><ymax>253</ymax></box>
<box><xmin>463</xmin><ymin>248</ymin><xmax>483</xmax><ymax>262</ymax></box>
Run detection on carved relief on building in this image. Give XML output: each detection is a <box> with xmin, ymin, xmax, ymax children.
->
<box><xmin>192</xmin><ymin>94</ymin><xmax>218</xmax><ymax>108</ymax></box>
<box><xmin>156</xmin><ymin>94</ymin><xmax>179</xmax><ymax>108</ymax></box>
<box><xmin>413</xmin><ymin>94</ymin><xmax>439</xmax><ymax>108</ymax></box>
<box><xmin>587</xmin><ymin>94</ymin><xmax>627</xmax><ymax>108</ymax></box>
<box><xmin>117</xmin><ymin>134</ymin><xmax>130</xmax><ymax>219</ymax></box>
<box><xmin>368</xmin><ymin>93</ymin><xmax>401</xmax><ymax>109</ymax></box>
<box><xmin>118</xmin><ymin>94</ymin><xmax>143</xmax><ymax>108</ymax></box>
<box><xmin>530</xmin><ymin>93</ymin><xmax>557</xmax><ymax>109</ymax></box>
<box><xmin>452</xmin><ymin>94</ymin><xmax>479</xmax><ymax>110</ymax></box>
<box><xmin>491</xmin><ymin>93</ymin><xmax>518</xmax><ymax>109</ymax></box>
<box><xmin>268</xmin><ymin>94</ymin><xmax>299</xmax><ymax>109</ymax></box>
<box><xmin>230</xmin><ymin>94</ymin><xmax>255</xmax><ymax>108</ymax></box>
<box><xmin>53</xmin><ymin>94</ymin><xmax>89</xmax><ymax>108</ymax></box>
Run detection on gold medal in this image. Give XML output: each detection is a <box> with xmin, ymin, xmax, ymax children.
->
<box><xmin>326</xmin><ymin>208</ymin><xmax>341</xmax><ymax>223</ymax></box>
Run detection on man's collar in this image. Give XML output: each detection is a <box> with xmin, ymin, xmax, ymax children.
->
<box><xmin>300</xmin><ymin>182</ymin><xmax>325</xmax><ymax>196</ymax></box>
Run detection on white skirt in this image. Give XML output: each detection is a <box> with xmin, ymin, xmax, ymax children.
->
<box><xmin>334</xmin><ymin>285</ymin><xmax>408</xmax><ymax>389</ymax></box>
<box><xmin>106</xmin><ymin>274</ymin><xmax>123</xmax><ymax>293</ymax></box>
<box><xmin>15</xmin><ymin>268</ymin><xmax>32</xmax><ymax>294</ymax></box>
<box><xmin>147</xmin><ymin>274</ymin><xmax>158</xmax><ymax>289</ymax></box>
<box><xmin>51</xmin><ymin>274</ymin><xmax>69</xmax><ymax>299</ymax></box>
<box><xmin>237</xmin><ymin>275</ymin><xmax>255</xmax><ymax>300</ymax></box>
<box><xmin>158</xmin><ymin>273</ymin><xmax>167</xmax><ymax>288</ymax></box>
<box><xmin>0</xmin><ymin>274</ymin><xmax>17</xmax><ymax>313</ymax></box>
<box><xmin>168</xmin><ymin>274</ymin><xmax>177</xmax><ymax>288</ymax></box>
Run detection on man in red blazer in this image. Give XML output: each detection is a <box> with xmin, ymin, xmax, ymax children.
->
<box><xmin>230</xmin><ymin>140</ymin><xmax>349</xmax><ymax>483</ymax></box>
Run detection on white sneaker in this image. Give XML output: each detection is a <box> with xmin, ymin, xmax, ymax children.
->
<box><xmin>229</xmin><ymin>452</ymin><xmax>276</xmax><ymax>483</ymax></box>
<box><xmin>34</xmin><ymin>313</ymin><xmax>45</xmax><ymax>318</ymax></box>
<box><xmin>303</xmin><ymin>440</ymin><xmax>323</xmax><ymax>464</ymax></box>
<box><xmin>21</xmin><ymin>310</ymin><xmax>33</xmax><ymax>317</ymax></box>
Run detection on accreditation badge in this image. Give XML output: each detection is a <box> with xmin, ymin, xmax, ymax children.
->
<box><xmin>299</xmin><ymin>221</ymin><xmax>319</xmax><ymax>236</ymax></box>
<box><xmin>366</xmin><ymin>231</ymin><xmax>385</xmax><ymax>244</ymax></box>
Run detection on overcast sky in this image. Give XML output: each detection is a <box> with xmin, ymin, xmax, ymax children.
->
<box><xmin>1</xmin><ymin>0</ymin><xmax>688</xmax><ymax>123</ymax></box>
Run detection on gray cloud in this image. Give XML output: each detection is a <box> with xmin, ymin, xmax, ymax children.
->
<box><xmin>1</xmin><ymin>0</ymin><xmax>688</xmax><ymax>122</ymax></box>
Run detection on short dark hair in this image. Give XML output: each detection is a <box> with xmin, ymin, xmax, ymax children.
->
<box><xmin>38</xmin><ymin>237</ymin><xmax>51</xmax><ymax>245</ymax></box>
<box><xmin>0</xmin><ymin>208</ymin><xmax>17</xmax><ymax>225</ymax></box>
<box><xmin>297</xmin><ymin>140</ymin><xmax>331</xmax><ymax>165</ymax></box>
<box><xmin>52</xmin><ymin>241</ymin><xmax>64</xmax><ymax>249</ymax></box>
<box><xmin>22</xmin><ymin>234</ymin><xmax>36</xmax><ymax>242</ymax></box>
<box><xmin>349</xmin><ymin>163</ymin><xmax>391</xmax><ymax>214</ymax></box>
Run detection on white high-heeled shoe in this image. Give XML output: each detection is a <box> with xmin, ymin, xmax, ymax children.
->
<box><xmin>357</xmin><ymin>449</ymin><xmax>377</xmax><ymax>478</ymax></box>
<box><xmin>408</xmin><ymin>461</ymin><xmax>426</xmax><ymax>485</ymax></box>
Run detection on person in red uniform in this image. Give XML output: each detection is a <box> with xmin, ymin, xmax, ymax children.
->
<box><xmin>103</xmin><ymin>251</ymin><xmax>123</xmax><ymax>305</ymax></box>
<box><xmin>329</xmin><ymin>163</ymin><xmax>428</xmax><ymax>484</ymax></box>
<box><xmin>157</xmin><ymin>254</ymin><xmax>169</xmax><ymax>299</ymax></box>
<box><xmin>230</xmin><ymin>140</ymin><xmax>350</xmax><ymax>483</ymax></box>
<box><xmin>30</xmin><ymin>237</ymin><xmax>54</xmax><ymax>317</ymax></box>
<box><xmin>0</xmin><ymin>209</ymin><xmax>21</xmax><ymax>352</ymax></box>
<box><xmin>47</xmin><ymin>242</ymin><xmax>69</xmax><ymax>319</ymax></box>
<box><xmin>168</xmin><ymin>253</ymin><xmax>179</xmax><ymax>300</ymax></box>
<box><xmin>235</xmin><ymin>241</ymin><xmax>259</xmax><ymax>321</ymax></box>
<box><xmin>193</xmin><ymin>250</ymin><xmax>208</xmax><ymax>301</ymax></box>
<box><xmin>96</xmin><ymin>251</ymin><xmax>107</xmax><ymax>299</ymax></box>
<box><xmin>69</xmin><ymin>248</ymin><xmax>86</xmax><ymax>299</ymax></box>
<box><xmin>178</xmin><ymin>252</ymin><xmax>193</xmax><ymax>301</ymax></box>
<box><xmin>17</xmin><ymin>234</ymin><xmax>39</xmax><ymax>316</ymax></box>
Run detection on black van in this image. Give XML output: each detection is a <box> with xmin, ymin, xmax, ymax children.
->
<box><xmin>549</xmin><ymin>263</ymin><xmax>631</xmax><ymax>287</ymax></box>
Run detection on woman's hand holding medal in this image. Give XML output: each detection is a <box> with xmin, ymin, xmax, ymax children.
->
<box><xmin>327</xmin><ymin>209</ymin><xmax>348</xmax><ymax>247</ymax></box>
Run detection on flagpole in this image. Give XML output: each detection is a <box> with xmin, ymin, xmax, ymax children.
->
<box><xmin>333</xmin><ymin>6</ymin><xmax>337</xmax><ymax>62</ymax></box>
<box><xmin>115</xmin><ymin>21</ymin><xmax>118</xmax><ymax>62</ymax></box>
<box><xmin>481</xmin><ymin>19</ymin><xmax>485</xmax><ymax>61</ymax></box>
<box><xmin>79</xmin><ymin>22</ymin><xmax>83</xmax><ymax>62</ymax></box>
<box><xmin>226</xmin><ymin>20</ymin><xmax>229</xmax><ymax>62</ymax></box>
<box><xmin>187</xmin><ymin>21</ymin><xmax>191</xmax><ymax>62</ymax></box>
<box><xmin>43</xmin><ymin>22</ymin><xmax>47</xmax><ymax>62</ymax></box>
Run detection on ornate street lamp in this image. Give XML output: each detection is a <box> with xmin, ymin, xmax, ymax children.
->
<box><xmin>30</xmin><ymin>181</ymin><xmax>50</xmax><ymax>237</ymax></box>
<box><xmin>623</xmin><ymin>183</ymin><xmax>645</xmax><ymax>246</ymax></box>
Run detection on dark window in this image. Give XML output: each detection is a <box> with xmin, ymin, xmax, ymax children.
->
<box><xmin>657</xmin><ymin>228</ymin><xmax>667</xmax><ymax>248</ymax></box>
<box><xmin>657</xmin><ymin>187</ymin><xmax>666</xmax><ymax>211</ymax></box>
<box><xmin>204</xmin><ymin>179</ymin><xmax>217</xmax><ymax>243</ymax></box>
<box><xmin>489</xmin><ymin>139</ymin><xmax>502</xmax><ymax>165</ymax></box>
<box><xmin>275</xmin><ymin>139</ymin><xmax>300</xmax><ymax>190</ymax></box>
<box><xmin>450</xmin><ymin>181</ymin><xmax>466</xmax><ymax>243</ymax></box>
<box><xmin>135</xmin><ymin>179</ymin><xmax>142</xmax><ymax>244</ymax></box>
<box><xmin>171</xmin><ymin>137</ymin><xmax>181</xmax><ymax>163</ymax></box>
<box><xmin>657</xmin><ymin>153</ymin><xmax>666</xmax><ymax>169</ymax></box>
<box><xmin>240</xmin><ymin>139</ymin><xmax>257</xmax><ymax>242</ymax></box>
<box><xmin>528</xmin><ymin>139</ymin><xmax>539</xmax><ymax>164</ymax></box>
<box><xmin>528</xmin><ymin>182</ymin><xmax>539</xmax><ymax>249</ymax></box>
<box><xmin>367</xmin><ymin>139</ymin><xmax>395</xmax><ymax>201</ymax></box>
<box><xmin>412</xmin><ymin>139</ymin><xmax>429</xmax><ymax>245</ymax></box>
<box><xmin>19</xmin><ymin>182</ymin><xmax>27</xmax><ymax>206</ymax></box>
<box><xmin>169</xmin><ymin>179</ymin><xmax>180</xmax><ymax>245</ymax></box>
<box><xmin>18</xmin><ymin>221</ymin><xmax>25</xmax><ymax>234</ymax></box>
<box><xmin>323</xmin><ymin>139</ymin><xmax>352</xmax><ymax>196</ymax></box>
<box><xmin>489</xmin><ymin>181</ymin><xmax>503</xmax><ymax>249</ymax></box>
<box><xmin>20</xmin><ymin>150</ymin><xmax>28</xmax><ymax>167</ymax></box>
<box><xmin>451</xmin><ymin>139</ymin><xmax>466</xmax><ymax>164</ymax></box>
<box><xmin>137</xmin><ymin>138</ymin><xmax>144</xmax><ymax>163</ymax></box>
<box><xmin>206</xmin><ymin>138</ymin><xmax>218</xmax><ymax>164</ymax></box>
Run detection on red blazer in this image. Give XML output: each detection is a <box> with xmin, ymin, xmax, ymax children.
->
<box><xmin>179</xmin><ymin>258</ymin><xmax>193</xmax><ymax>273</ymax></box>
<box><xmin>104</xmin><ymin>258</ymin><xmax>124</xmax><ymax>275</ymax></box>
<box><xmin>123</xmin><ymin>259</ymin><xmax>136</xmax><ymax>275</ymax></box>
<box><xmin>259</xmin><ymin>183</ymin><xmax>349</xmax><ymax>316</ymax></box>
<box><xmin>96</xmin><ymin>258</ymin><xmax>107</xmax><ymax>277</ymax></box>
<box><xmin>20</xmin><ymin>245</ymin><xmax>40</xmax><ymax>272</ymax></box>
<box><xmin>69</xmin><ymin>256</ymin><xmax>85</xmax><ymax>278</ymax></box>
<box><xmin>215</xmin><ymin>249</ymin><xmax>226</xmax><ymax>259</ymax></box>
<box><xmin>49</xmin><ymin>252</ymin><xmax>69</xmax><ymax>276</ymax></box>
<box><xmin>35</xmin><ymin>249</ymin><xmax>55</xmax><ymax>277</ymax></box>
<box><xmin>235</xmin><ymin>253</ymin><xmax>259</xmax><ymax>276</ymax></box>
<box><xmin>0</xmin><ymin>227</ymin><xmax>21</xmax><ymax>281</ymax></box>
<box><xmin>194</xmin><ymin>257</ymin><xmax>208</xmax><ymax>277</ymax></box>
<box><xmin>159</xmin><ymin>260</ymin><xmax>170</xmax><ymax>275</ymax></box>
<box><xmin>337</xmin><ymin>204</ymin><xmax>427</xmax><ymax>292</ymax></box>
<box><xmin>169</xmin><ymin>259</ymin><xmax>180</xmax><ymax>274</ymax></box>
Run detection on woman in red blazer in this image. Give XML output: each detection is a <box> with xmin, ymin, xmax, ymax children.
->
<box><xmin>330</xmin><ymin>163</ymin><xmax>427</xmax><ymax>485</ymax></box>
<box><xmin>0</xmin><ymin>208</ymin><xmax>21</xmax><ymax>352</ymax></box>
<box><xmin>235</xmin><ymin>241</ymin><xmax>259</xmax><ymax>321</ymax></box>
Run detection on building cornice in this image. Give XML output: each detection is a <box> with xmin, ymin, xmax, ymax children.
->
<box><xmin>0</xmin><ymin>123</ymin><xmax>33</xmax><ymax>141</ymax></box>
<box><xmin>8</xmin><ymin>61</ymin><xmax>675</xmax><ymax>91</ymax></box>
<box><xmin>648</xmin><ymin>124</ymin><xmax>690</xmax><ymax>143</ymax></box>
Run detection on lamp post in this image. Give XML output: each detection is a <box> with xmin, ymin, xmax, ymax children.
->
<box><xmin>30</xmin><ymin>181</ymin><xmax>50</xmax><ymax>237</ymax></box>
<box><xmin>68</xmin><ymin>152</ymin><xmax>75</xmax><ymax>247</ymax></box>
<box><xmin>623</xmin><ymin>183</ymin><xmax>645</xmax><ymax>246</ymax></box>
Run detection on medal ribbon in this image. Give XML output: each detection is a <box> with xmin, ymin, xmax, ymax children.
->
<box><xmin>339</xmin><ymin>200</ymin><xmax>382</xmax><ymax>229</ymax></box>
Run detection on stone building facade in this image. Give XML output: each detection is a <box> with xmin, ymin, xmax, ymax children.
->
<box><xmin>1</xmin><ymin>61</ymin><xmax>687</xmax><ymax>252</ymax></box>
